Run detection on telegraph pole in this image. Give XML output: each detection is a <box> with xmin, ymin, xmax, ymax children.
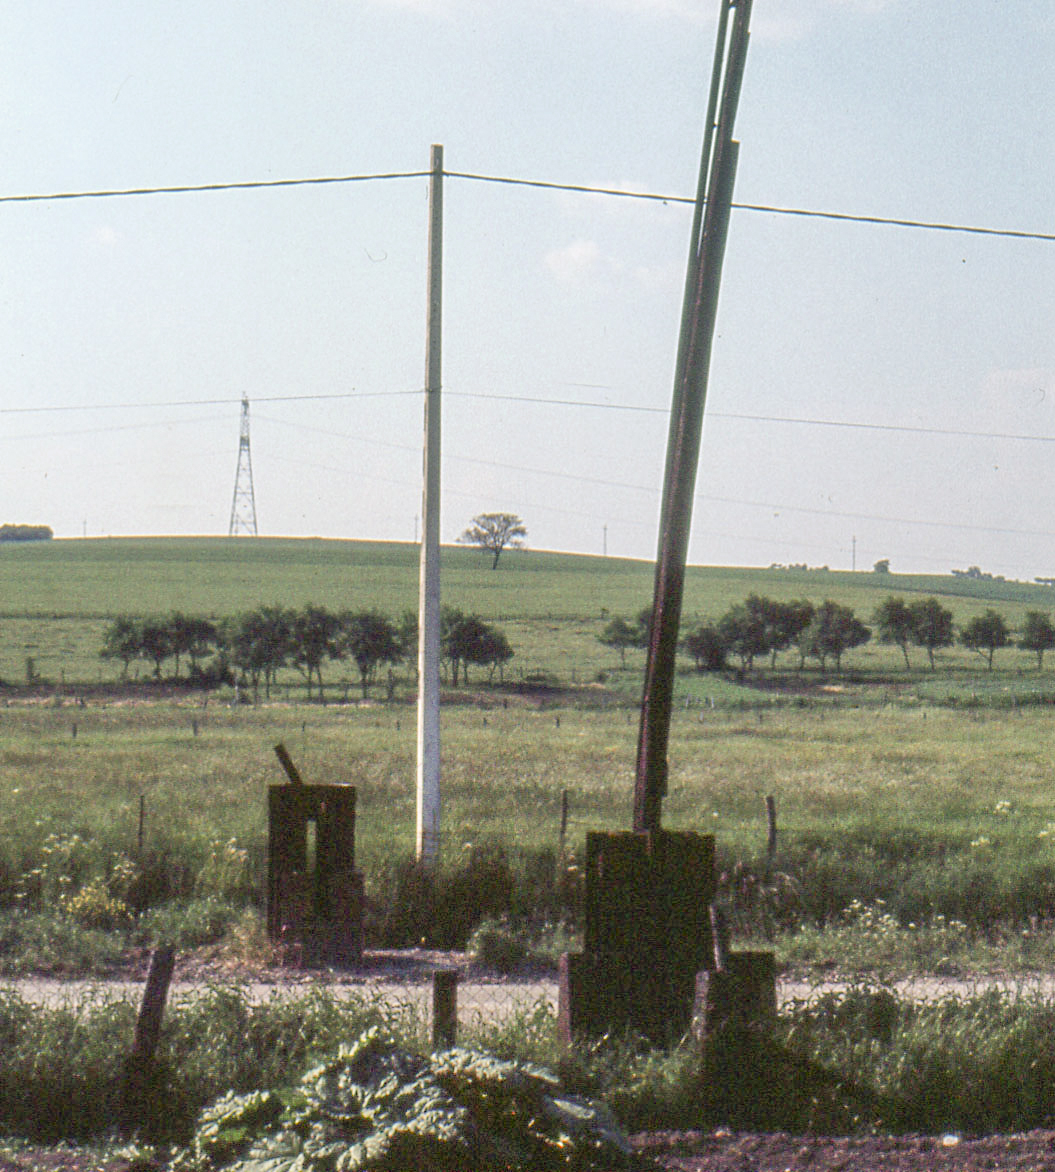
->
<box><xmin>634</xmin><ymin>0</ymin><xmax>752</xmax><ymax>833</ymax></box>
<box><xmin>416</xmin><ymin>145</ymin><xmax>444</xmax><ymax>868</ymax></box>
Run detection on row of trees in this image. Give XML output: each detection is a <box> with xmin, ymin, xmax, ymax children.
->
<box><xmin>688</xmin><ymin>596</ymin><xmax>870</xmax><ymax>673</ymax></box>
<box><xmin>601</xmin><ymin>597</ymin><xmax>870</xmax><ymax>674</ymax></box>
<box><xmin>100</xmin><ymin>605</ymin><xmax>514</xmax><ymax>700</ymax></box>
<box><xmin>875</xmin><ymin>598</ymin><xmax>1055</xmax><ymax>671</ymax></box>
<box><xmin>601</xmin><ymin>594</ymin><xmax>1055</xmax><ymax>675</ymax></box>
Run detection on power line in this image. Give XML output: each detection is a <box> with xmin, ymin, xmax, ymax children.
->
<box><xmin>449</xmin><ymin>390</ymin><xmax>1055</xmax><ymax>446</ymax></box>
<box><xmin>0</xmin><ymin>171</ymin><xmax>428</xmax><ymax>204</ymax></box>
<box><xmin>3</xmin><ymin>167</ymin><xmax>1054</xmax><ymax>244</ymax></box>
<box><xmin>446</xmin><ymin>170</ymin><xmax>1055</xmax><ymax>244</ymax></box>
<box><xmin>448</xmin><ymin>390</ymin><xmax>667</xmax><ymax>415</ymax></box>
<box><xmin>0</xmin><ymin>390</ymin><xmax>418</xmax><ymax>415</ymax></box>
<box><xmin>732</xmin><ymin>200</ymin><xmax>1055</xmax><ymax>243</ymax></box>
<box><xmin>262</xmin><ymin>411</ymin><xmax>1055</xmax><ymax>543</ymax></box>
<box><xmin>13</xmin><ymin>381</ymin><xmax>1055</xmax><ymax>454</ymax></box>
<box><xmin>706</xmin><ymin>411</ymin><xmax>1055</xmax><ymax>446</ymax></box>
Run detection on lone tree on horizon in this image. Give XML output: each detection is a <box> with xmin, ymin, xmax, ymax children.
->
<box><xmin>459</xmin><ymin>512</ymin><xmax>527</xmax><ymax>569</ymax></box>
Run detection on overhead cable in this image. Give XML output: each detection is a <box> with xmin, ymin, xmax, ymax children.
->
<box><xmin>0</xmin><ymin>171</ymin><xmax>429</xmax><ymax>203</ymax></box>
<box><xmin>2</xmin><ymin>167</ymin><xmax>1053</xmax><ymax>243</ymax></box>
<box><xmin>449</xmin><ymin>391</ymin><xmax>1055</xmax><ymax>445</ymax></box>
<box><xmin>0</xmin><ymin>390</ymin><xmax>418</xmax><ymax>414</ymax></box>
<box><xmin>446</xmin><ymin>170</ymin><xmax>1055</xmax><ymax>243</ymax></box>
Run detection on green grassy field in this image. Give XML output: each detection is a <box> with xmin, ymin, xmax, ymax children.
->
<box><xmin>4</xmin><ymin>536</ymin><xmax>1055</xmax><ymax>967</ymax></box>
<box><xmin>8</xmin><ymin>539</ymin><xmax>1055</xmax><ymax>1152</ymax></box>
<box><xmin>4</xmin><ymin>535</ymin><xmax>1055</xmax><ymax>688</ymax></box>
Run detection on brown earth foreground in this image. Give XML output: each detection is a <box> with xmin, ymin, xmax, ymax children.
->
<box><xmin>633</xmin><ymin>1128</ymin><xmax>1055</xmax><ymax>1171</ymax></box>
<box><xmin>6</xmin><ymin>1131</ymin><xmax>1055</xmax><ymax>1171</ymax></box>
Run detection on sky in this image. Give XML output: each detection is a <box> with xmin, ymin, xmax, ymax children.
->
<box><xmin>3</xmin><ymin>0</ymin><xmax>1055</xmax><ymax>581</ymax></box>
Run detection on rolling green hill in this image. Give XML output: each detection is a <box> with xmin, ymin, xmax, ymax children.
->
<box><xmin>2</xmin><ymin>536</ymin><xmax>1055</xmax><ymax>690</ymax></box>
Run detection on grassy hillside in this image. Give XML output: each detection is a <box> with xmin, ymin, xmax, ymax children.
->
<box><xmin>5</xmin><ymin>535</ymin><xmax>1054</xmax><ymax>617</ymax></box>
<box><xmin>3</xmin><ymin>536</ymin><xmax>1055</xmax><ymax>689</ymax></box>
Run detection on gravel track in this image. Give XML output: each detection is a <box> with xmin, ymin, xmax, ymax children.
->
<box><xmin>8</xmin><ymin>968</ymin><xmax>1055</xmax><ymax>1017</ymax></box>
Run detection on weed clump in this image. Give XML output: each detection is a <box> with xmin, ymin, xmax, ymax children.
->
<box><xmin>187</xmin><ymin>1028</ymin><xmax>634</xmax><ymax>1171</ymax></box>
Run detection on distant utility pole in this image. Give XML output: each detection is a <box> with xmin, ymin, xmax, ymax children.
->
<box><xmin>416</xmin><ymin>145</ymin><xmax>444</xmax><ymax>868</ymax></box>
<box><xmin>228</xmin><ymin>395</ymin><xmax>258</xmax><ymax>536</ymax></box>
<box><xmin>635</xmin><ymin>0</ymin><xmax>752</xmax><ymax>834</ymax></box>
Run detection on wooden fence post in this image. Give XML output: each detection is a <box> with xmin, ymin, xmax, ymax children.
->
<box><xmin>432</xmin><ymin>970</ymin><xmax>458</xmax><ymax>1050</ymax></box>
<box><xmin>121</xmin><ymin>945</ymin><xmax>175</xmax><ymax>1135</ymax></box>
<box><xmin>695</xmin><ymin>950</ymin><xmax>777</xmax><ymax>1126</ymax></box>
<box><xmin>765</xmin><ymin>794</ymin><xmax>777</xmax><ymax>875</ymax></box>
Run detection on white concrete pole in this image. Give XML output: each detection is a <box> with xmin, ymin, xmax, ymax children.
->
<box><xmin>416</xmin><ymin>144</ymin><xmax>443</xmax><ymax>868</ymax></box>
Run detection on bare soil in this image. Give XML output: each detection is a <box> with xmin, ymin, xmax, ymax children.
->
<box><xmin>632</xmin><ymin>1129</ymin><xmax>1055</xmax><ymax>1170</ymax></box>
<box><xmin>6</xmin><ymin>1132</ymin><xmax>1055</xmax><ymax>1171</ymax></box>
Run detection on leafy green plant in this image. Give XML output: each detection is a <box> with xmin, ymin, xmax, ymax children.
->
<box><xmin>62</xmin><ymin>880</ymin><xmax>132</xmax><ymax>931</ymax></box>
<box><xmin>187</xmin><ymin>1027</ymin><xmax>634</xmax><ymax>1171</ymax></box>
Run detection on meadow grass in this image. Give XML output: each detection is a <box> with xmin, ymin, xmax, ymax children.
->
<box><xmin>2</xmin><ymin>691</ymin><xmax>1055</xmax><ymax>965</ymax></box>
<box><xmin>4</xmin><ymin>537</ymin><xmax>1055</xmax><ymax>967</ymax></box>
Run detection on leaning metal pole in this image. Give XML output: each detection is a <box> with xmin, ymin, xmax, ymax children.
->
<box><xmin>634</xmin><ymin>0</ymin><xmax>752</xmax><ymax>833</ymax></box>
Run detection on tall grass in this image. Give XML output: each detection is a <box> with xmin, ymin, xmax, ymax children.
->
<box><xmin>5</xmin><ymin>983</ymin><xmax>1055</xmax><ymax>1143</ymax></box>
<box><xmin>4</xmin><ymin>698</ymin><xmax>1055</xmax><ymax>967</ymax></box>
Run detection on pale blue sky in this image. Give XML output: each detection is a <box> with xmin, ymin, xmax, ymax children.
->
<box><xmin>3</xmin><ymin>1</ymin><xmax>1054</xmax><ymax>581</ymax></box>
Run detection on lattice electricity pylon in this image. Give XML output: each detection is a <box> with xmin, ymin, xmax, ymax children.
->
<box><xmin>228</xmin><ymin>395</ymin><xmax>259</xmax><ymax>536</ymax></box>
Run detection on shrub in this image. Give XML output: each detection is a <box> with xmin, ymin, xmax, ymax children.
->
<box><xmin>466</xmin><ymin>918</ymin><xmax>528</xmax><ymax>973</ymax></box>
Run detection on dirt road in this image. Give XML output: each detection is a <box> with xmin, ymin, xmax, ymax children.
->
<box><xmin>7</xmin><ymin>967</ymin><xmax>1055</xmax><ymax>1017</ymax></box>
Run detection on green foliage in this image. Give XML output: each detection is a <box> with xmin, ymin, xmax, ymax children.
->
<box><xmin>717</xmin><ymin>595</ymin><xmax>770</xmax><ymax>671</ymax></box>
<box><xmin>194</xmin><ymin>839</ymin><xmax>254</xmax><ymax>903</ymax></box>
<box><xmin>458</xmin><ymin>512</ymin><xmax>527</xmax><ymax>570</ymax></box>
<box><xmin>133</xmin><ymin>898</ymin><xmax>245</xmax><ymax>950</ymax></box>
<box><xmin>9</xmin><ymin>536</ymin><xmax>1055</xmax><ymax>687</ymax></box>
<box><xmin>289</xmin><ymin>604</ymin><xmax>341</xmax><ymax>701</ymax></box>
<box><xmin>368</xmin><ymin>845</ymin><xmax>525</xmax><ymax>950</ymax></box>
<box><xmin>189</xmin><ymin>1027</ymin><xmax>632</xmax><ymax>1171</ymax></box>
<box><xmin>339</xmin><ymin>611</ymin><xmax>403</xmax><ymax>699</ymax></box>
<box><xmin>906</xmin><ymin>597</ymin><xmax>955</xmax><ymax>669</ymax></box>
<box><xmin>440</xmin><ymin>609</ymin><xmax>514</xmax><ymax>686</ymax></box>
<box><xmin>0</xmin><ymin>987</ymin><xmax>421</xmax><ymax>1144</ymax></box>
<box><xmin>0</xmin><ymin>909</ymin><xmax>126</xmax><ymax>974</ymax></box>
<box><xmin>778</xmin><ymin>988</ymin><xmax>1055</xmax><ymax>1134</ymax></box>
<box><xmin>872</xmin><ymin>596</ymin><xmax>915</xmax><ymax>668</ymax></box>
<box><xmin>960</xmin><ymin>608</ymin><xmax>1012</xmax><ymax>670</ymax></box>
<box><xmin>99</xmin><ymin>615</ymin><xmax>142</xmax><ymax>679</ymax></box>
<box><xmin>796</xmin><ymin>599</ymin><xmax>871</xmax><ymax>670</ymax></box>
<box><xmin>597</xmin><ymin>615</ymin><xmax>646</xmax><ymax>668</ymax></box>
<box><xmin>1019</xmin><ymin>610</ymin><xmax>1055</xmax><ymax>668</ymax></box>
<box><xmin>0</xmin><ymin>524</ymin><xmax>52</xmax><ymax>543</ymax></box>
<box><xmin>681</xmin><ymin>622</ymin><xmax>727</xmax><ymax>671</ymax></box>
